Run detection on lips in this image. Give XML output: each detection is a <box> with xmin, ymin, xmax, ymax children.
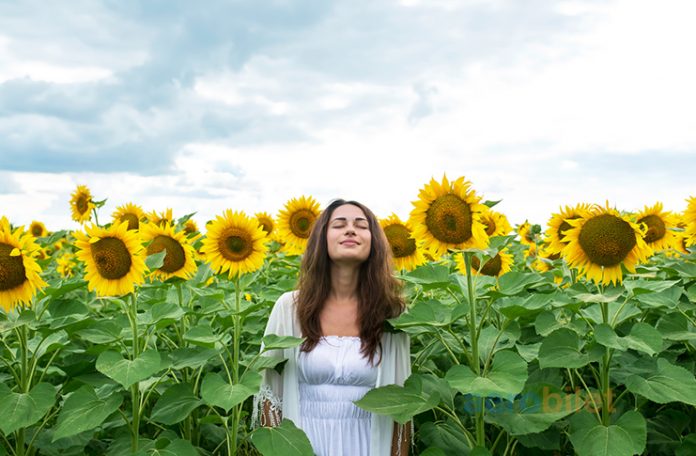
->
<box><xmin>340</xmin><ymin>240</ymin><xmax>358</xmax><ymax>246</ymax></box>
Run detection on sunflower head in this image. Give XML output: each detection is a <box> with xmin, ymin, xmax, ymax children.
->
<box><xmin>632</xmin><ymin>202</ymin><xmax>679</xmax><ymax>252</ymax></box>
<box><xmin>380</xmin><ymin>214</ymin><xmax>425</xmax><ymax>271</ymax></box>
<box><xmin>112</xmin><ymin>203</ymin><xmax>145</xmax><ymax>231</ymax></box>
<box><xmin>277</xmin><ymin>196</ymin><xmax>321</xmax><ymax>255</ymax></box>
<box><xmin>544</xmin><ymin>203</ymin><xmax>593</xmax><ymax>255</ymax></box>
<box><xmin>29</xmin><ymin>221</ymin><xmax>48</xmax><ymax>238</ymax></box>
<box><xmin>455</xmin><ymin>249</ymin><xmax>513</xmax><ymax>278</ymax></box>
<box><xmin>56</xmin><ymin>253</ymin><xmax>77</xmax><ymax>278</ymax></box>
<box><xmin>561</xmin><ymin>203</ymin><xmax>652</xmax><ymax>285</ymax></box>
<box><xmin>147</xmin><ymin>208</ymin><xmax>174</xmax><ymax>227</ymax></box>
<box><xmin>682</xmin><ymin>197</ymin><xmax>696</xmax><ymax>247</ymax></box>
<box><xmin>201</xmin><ymin>210</ymin><xmax>269</xmax><ymax>278</ymax></box>
<box><xmin>74</xmin><ymin>221</ymin><xmax>147</xmax><ymax>297</ymax></box>
<box><xmin>255</xmin><ymin>212</ymin><xmax>275</xmax><ymax>236</ymax></box>
<box><xmin>480</xmin><ymin>210</ymin><xmax>512</xmax><ymax>237</ymax></box>
<box><xmin>0</xmin><ymin>217</ymin><xmax>47</xmax><ymax>312</ymax></box>
<box><xmin>70</xmin><ymin>185</ymin><xmax>95</xmax><ymax>224</ymax></box>
<box><xmin>141</xmin><ymin>222</ymin><xmax>197</xmax><ymax>281</ymax></box>
<box><xmin>410</xmin><ymin>175</ymin><xmax>489</xmax><ymax>258</ymax></box>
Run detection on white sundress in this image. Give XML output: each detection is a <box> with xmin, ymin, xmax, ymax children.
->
<box><xmin>298</xmin><ymin>336</ymin><xmax>378</xmax><ymax>456</ymax></box>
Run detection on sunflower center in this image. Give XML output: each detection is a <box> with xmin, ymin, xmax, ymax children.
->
<box><xmin>76</xmin><ymin>195</ymin><xmax>90</xmax><ymax>214</ymax></box>
<box><xmin>91</xmin><ymin>237</ymin><xmax>133</xmax><ymax>280</ymax></box>
<box><xmin>578</xmin><ymin>214</ymin><xmax>636</xmax><ymax>267</ymax></box>
<box><xmin>0</xmin><ymin>243</ymin><xmax>27</xmax><ymax>291</ymax></box>
<box><xmin>556</xmin><ymin>221</ymin><xmax>573</xmax><ymax>244</ymax></box>
<box><xmin>147</xmin><ymin>235</ymin><xmax>185</xmax><ymax>273</ymax></box>
<box><xmin>289</xmin><ymin>210</ymin><xmax>316</xmax><ymax>239</ymax></box>
<box><xmin>383</xmin><ymin>224</ymin><xmax>416</xmax><ymax>258</ymax></box>
<box><xmin>425</xmin><ymin>194</ymin><xmax>472</xmax><ymax>244</ymax></box>
<box><xmin>471</xmin><ymin>254</ymin><xmax>502</xmax><ymax>277</ymax></box>
<box><xmin>483</xmin><ymin>217</ymin><xmax>496</xmax><ymax>236</ymax></box>
<box><xmin>31</xmin><ymin>224</ymin><xmax>43</xmax><ymax>237</ymax></box>
<box><xmin>638</xmin><ymin>214</ymin><xmax>665</xmax><ymax>243</ymax></box>
<box><xmin>259</xmin><ymin>219</ymin><xmax>273</xmax><ymax>234</ymax></box>
<box><xmin>121</xmin><ymin>214</ymin><xmax>140</xmax><ymax>230</ymax></box>
<box><xmin>220</xmin><ymin>228</ymin><xmax>253</xmax><ymax>261</ymax></box>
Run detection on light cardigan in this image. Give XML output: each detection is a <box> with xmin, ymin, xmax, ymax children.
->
<box><xmin>253</xmin><ymin>291</ymin><xmax>411</xmax><ymax>456</ymax></box>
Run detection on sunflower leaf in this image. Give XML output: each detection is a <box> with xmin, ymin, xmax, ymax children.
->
<box><xmin>146</xmin><ymin>250</ymin><xmax>167</xmax><ymax>269</ymax></box>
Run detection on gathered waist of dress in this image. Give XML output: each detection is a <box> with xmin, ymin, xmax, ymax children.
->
<box><xmin>299</xmin><ymin>383</ymin><xmax>372</xmax><ymax>420</ymax></box>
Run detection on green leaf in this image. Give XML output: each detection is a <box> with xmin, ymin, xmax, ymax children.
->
<box><xmin>250</xmin><ymin>419</ymin><xmax>314</xmax><ymax>456</ymax></box>
<box><xmin>151</xmin><ymin>383</ymin><xmax>203</xmax><ymax>425</ymax></box>
<box><xmin>656</xmin><ymin>313</ymin><xmax>696</xmax><ymax>341</ymax></box>
<box><xmin>0</xmin><ymin>383</ymin><xmax>56</xmax><ymax>434</ymax></box>
<box><xmin>623</xmin><ymin>279</ymin><xmax>680</xmax><ymax>295</ymax></box>
<box><xmin>141</xmin><ymin>438</ymin><xmax>199</xmax><ymax>456</ymax></box>
<box><xmin>168</xmin><ymin>347</ymin><xmax>218</xmax><ymax>370</ymax></box>
<box><xmin>400</xmin><ymin>263</ymin><xmax>452</xmax><ymax>290</ymax></box>
<box><xmin>261</xmin><ymin>334</ymin><xmax>305</xmax><ymax>351</ymax></box>
<box><xmin>145</xmin><ymin>300</ymin><xmax>186</xmax><ymax>326</ymax></box>
<box><xmin>354</xmin><ymin>374</ymin><xmax>440</xmax><ymax>424</ymax></box>
<box><xmin>201</xmin><ymin>371</ymin><xmax>262</xmax><ymax>413</ymax></box>
<box><xmin>496</xmin><ymin>293</ymin><xmax>555</xmax><ymax>319</ymax></box>
<box><xmin>570</xmin><ymin>410</ymin><xmax>646</xmax><ymax>456</ymax></box>
<box><xmin>484</xmin><ymin>384</ymin><xmax>584</xmax><ymax>435</ymax></box>
<box><xmin>581</xmin><ymin>301</ymin><xmax>640</xmax><ymax>326</ymax></box>
<box><xmin>538</xmin><ymin>328</ymin><xmax>590</xmax><ymax>369</ymax></box>
<box><xmin>146</xmin><ymin>250</ymin><xmax>167</xmax><ymax>269</ymax></box>
<box><xmin>417</xmin><ymin>420</ymin><xmax>471</xmax><ymax>455</ymax></box>
<box><xmin>52</xmin><ymin>385</ymin><xmax>123</xmax><ymax>441</ymax></box>
<box><xmin>389</xmin><ymin>299</ymin><xmax>457</xmax><ymax>330</ymax></box>
<box><xmin>635</xmin><ymin>286</ymin><xmax>682</xmax><ymax>309</ymax></box>
<box><xmin>96</xmin><ymin>350</ymin><xmax>165</xmax><ymax>389</ymax></box>
<box><xmin>676</xmin><ymin>434</ymin><xmax>696</xmax><ymax>456</ymax></box>
<box><xmin>534</xmin><ymin>310</ymin><xmax>586</xmax><ymax>337</ymax></box>
<box><xmin>594</xmin><ymin>323</ymin><xmax>663</xmax><ymax>356</ymax></box>
<box><xmin>625</xmin><ymin>358</ymin><xmax>696</xmax><ymax>405</ymax></box>
<box><xmin>183</xmin><ymin>324</ymin><xmax>220</xmax><ymax>348</ymax></box>
<box><xmin>75</xmin><ymin>320</ymin><xmax>123</xmax><ymax>344</ymax></box>
<box><xmin>446</xmin><ymin>350</ymin><xmax>527</xmax><ymax>398</ymax></box>
<box><xmin>496</xmin><ymin>272</ymin><xmax>546</xmax><ymax>295</ymax></box>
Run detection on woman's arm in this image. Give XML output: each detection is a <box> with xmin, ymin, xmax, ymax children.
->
<box><xmin>390</xmin><ymin>421</ymin><xmax>411</xmax><ymax>456</ymax></box>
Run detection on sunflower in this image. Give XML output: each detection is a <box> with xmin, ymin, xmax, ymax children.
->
<box><xmin>29</xmin><ymin>220</ymin><xmax>48</xmax><ymax>238</ymax></box>
<box><xmin>0</xmin><ymin>217</ymin><xmax>47</xmax><ymax>312</ymax></box>
<box><xmin>480</xmin><ymin>209</ymin><xmax>512</xmax><ymax>237</ymax></box>
<box><xmin>632</xmin><ymin>202</ymin><xmax>679</xmax><ymax>253</ymax></box>
<box><xmin>74</xmin><ymin>221</ymin><xmax>147</xmax><ymax>296</ymax></box>
<box><xmin>201</xmin><ymin>210</ymin><xmax>268</xmax><ymax>278</ymax></box>
<box><xmin>183</xmin><ymin>219</ymin><xmax>199</xmax><ymax>237</ymax></box>
<box><xmin>70</xmin><ymin>185</ymin><xmax>95</xmax><ymax>224</ymax></box>
<box><xmin>455</xmin><ymin>248</ymin><xmax>513</xmax><ymax>277</ymax></box>
<box><xmin>516</xmin><ymin>221</ymin><xmax>540</xmax><ymax>257</ymax></box>
<box><xmin>532</xmin><ymin>244</ymin><xmax>561</xmax><ymax>273</ymax></box>
<box><xmin>112</xmin><ymin>203</ymin><xmax>145</xmax><ymax>231</ymax></box>
<box><xmin>561</xmin><ymin>203</ymin><xmax>652</xmax><ymax>285</ymax></box>
<box><xmin>380</xmin><ymin>214</ymin><xmax>426</xmax><ymax>271</ymax></box>
<box><xmin>56</xmin><ymin>253</ymin><xmax>76</xmax><ymax>278</ymax></box>
<box><xmin>545</xmin><ymin>204</ymin><xmax>592</xmax><ymax>255</ymax></box>
<box><xmin>255</xmin><ymin>212</ymin><xmax>275</xmax><ymax>237</ymax></box>
<box><xmin>277</xmin><ymin>196</ymin><xmax>321</xmax><ymax>255</ymax></box>
<box><xmin>410</xmin><ymin>175</ymin><xmax>489</xmax><ymax>258</ymax></box>
<box><xmin>147</xmin><ymin>208</ymin><xmax>174</xmax><ymax>227</ymax></box>
<box><xmin>684</xmin><ymin>197</ymin><xmax>696</xmax><ymax>247</ymax></box>
<box><xmin>141</xmin><ymin>222</ymin><xmax>197</xmax><ymax>281</ymax></box>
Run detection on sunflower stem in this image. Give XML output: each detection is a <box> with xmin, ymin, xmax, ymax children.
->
<box><xmin>92</xmin><ymin>207</ymin><xmax>100</xmax><ymax>227</ymax></box>
<box><xmin>229</xmin><ymin>274</ymin><xmax>243</xmax><ymax>456</ymax></box>
<box><xmin>463</xmin><ymin>252</ymin><xmax>485</xmax><ymax>447</ymax></box>
<box><xmin>15</xmin><ymin>324</ymin><xmax>29</xmax><ymax>456</ymax></box>
<box><xmin>129</xmin><ymin>292</ymin><xmax>141</xmax><ymax>452</ymax></box>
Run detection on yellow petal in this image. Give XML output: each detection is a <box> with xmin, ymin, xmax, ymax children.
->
<box><xmin>10</xmin><ymin>248</ymin><xmax>21</xmax><ymax>256</ymax></box>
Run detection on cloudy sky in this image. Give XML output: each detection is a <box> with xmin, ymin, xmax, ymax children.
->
<box><xmin>1</xmin><ymin>0</ymin><xmax>694</xmax><ymax>232</ymax></box>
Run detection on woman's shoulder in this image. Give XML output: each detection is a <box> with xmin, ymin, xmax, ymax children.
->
<box><xmin>271</xmin><ymin>290</ymin><xmax>298</xmax><ymax>316</ymax></box>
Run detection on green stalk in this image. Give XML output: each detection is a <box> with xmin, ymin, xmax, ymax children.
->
<box><xmin>129</xmin><ymin>293</ymin><xmax>141</xmax><ymax>452</ymax></box>
<box><xmin>16</xmin><ymin>325</ymin><xmax>29</xmax><ymax>456</ymax></box>
<box><xmin>463</xmin><ymin>252</ymin><xmax>485</xmax><ymax>447</ymax></box>
<box><xmin>229</xmin><ymin>275</ymin><xmax>242</xmax><ymax>456</ymax></box>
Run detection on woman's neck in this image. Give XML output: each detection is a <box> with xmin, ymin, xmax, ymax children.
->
<box><xmin>329</xmin><ymin>263</ymin><xmax>360</xmax><ymax>302</ymax></box>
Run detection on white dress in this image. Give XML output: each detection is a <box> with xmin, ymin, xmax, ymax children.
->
<box><xmin>253</xmin><ymin>291</ymin><xmax>411</xmax><ymax>456</ymax></box>
<box><xmin>298</xmin><ymin>336</ymin><xmax>378</xmax><ymax>456</ymax></box>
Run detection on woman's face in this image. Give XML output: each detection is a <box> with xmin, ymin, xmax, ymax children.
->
<box><xmin>326</xmin><ymin>204</ymin><xmax>372</xmax><ymax>264</ymax></box>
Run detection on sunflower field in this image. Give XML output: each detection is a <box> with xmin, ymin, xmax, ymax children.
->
<box><xmin>1</xmin><ymin>176</ymin><xmax>696</xmax><ymax>456</ymax></box>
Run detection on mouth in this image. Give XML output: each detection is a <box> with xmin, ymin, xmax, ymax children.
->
<box><xmin>340</xmin><ymin>240</ymin><xmax>359</xmax><ymax>246</ymax></box>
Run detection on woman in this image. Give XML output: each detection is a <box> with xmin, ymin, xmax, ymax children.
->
<box><xmin>254</xmin><ymin>199</ymin><xmax>411</xmax><ymax>456</ymax></box>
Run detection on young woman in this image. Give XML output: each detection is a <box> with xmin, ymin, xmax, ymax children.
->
<box><xmin>254</xmin><ymin>199</ymin><xmax>411</xmax><ymax>456</ymax></box>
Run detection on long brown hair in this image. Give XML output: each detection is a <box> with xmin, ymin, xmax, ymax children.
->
<box><xmin>296</xmin><ymin>199</ymin><xmax>405</xmax><ymax>365</ymax></box>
